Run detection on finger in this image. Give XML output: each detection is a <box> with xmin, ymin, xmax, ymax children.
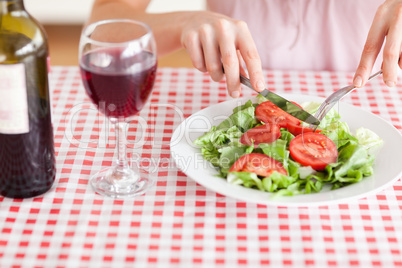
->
<box><xmin>236</xmin><ymin>21</ymin><xmax>265</xmax><ymax>92</ymax></box>
<box><xmin>237</xmin><ymin>50</ymin><xmax>248</xmax><ymax>77</ymax></box>
<box><xmin>182</xmin><ymin>31</ymin><xmax>207</xmax><ymax>72</ymax></box>
<box><xmin>216</xmin><ymin>20</ymin><xmax>241</xmax><ymax>98</ymax></box>
<box><xmin>382</xmin><ymin>10</ymin><xmax>402</xmax><ymax>87</ymax></box>
<box><xmin>199</xmin><ymin>24</ymin><xmax>224</xmax><ymax>82</ymax></box>
<box><xmin>353</xmin><ymin>9</ymin><xmax>387</xmax><ymax>87</ymax></box>
<box><xmin>221</xmin><ymin>46</ymin><xmax>241</xmax><ymax>98</ymax></box>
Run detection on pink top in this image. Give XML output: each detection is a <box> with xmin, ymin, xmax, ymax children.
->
<box><xmin>207</xmin><ymin>0</ymin><xmax>382</xmax><ymax>72</ymax></box>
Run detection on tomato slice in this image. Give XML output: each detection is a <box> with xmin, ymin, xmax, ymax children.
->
<box><xmin>286</xmin><ymin>121</ymin><xmax>322</xmax><ymax>136</ymax></box>
<box><xmin>240</xmin><ymin>124</ymin><xmax>281</xmax><ymax>147</ymax></box>
<box><xmin>229</xmin><ymin>153</ymin><xmax>287</xmax><ymax>177</ymax></box>
<box><xmin>289</xmin><ymin>132</ymin><xmax>338</xmax><ymax>171</ymax></box>
<box><xmin>255</xmin><ymin>101</ymin><xmax>301</xmax><ymax>128</ymax></box>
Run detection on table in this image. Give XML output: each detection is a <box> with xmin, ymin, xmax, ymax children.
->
<box><xmin>1</xmin><ymin>67</ymin><xmax>402</xmax><ymax>268</ymax></box>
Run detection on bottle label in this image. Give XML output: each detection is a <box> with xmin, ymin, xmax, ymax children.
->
<box><xmin>0</xmin><ymin>64</ymin><xmax>29</xmax><ymax>134</ymax></box>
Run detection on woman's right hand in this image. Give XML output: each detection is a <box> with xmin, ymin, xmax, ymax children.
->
<box><xmin>180</xmin><ymin>11</ymin><xmax>266</xmax><ymax>98</ymax></box>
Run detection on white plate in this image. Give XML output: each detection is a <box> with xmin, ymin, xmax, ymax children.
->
<box><xmin>170</xmin><ymin>95</ymin><xmax>402</xmax><ymax>206</ymax></box>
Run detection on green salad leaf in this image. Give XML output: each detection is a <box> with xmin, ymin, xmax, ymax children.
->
<box><xmin>216</xmin><ymin>100</ymin><xmax>257</xmax><ymax>132</ymax></box>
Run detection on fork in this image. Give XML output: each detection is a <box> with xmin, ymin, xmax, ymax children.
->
<box><xmin>312</xmin><ymin>70</ymin><xmax>383</xmax><ymax>129</ymax></box>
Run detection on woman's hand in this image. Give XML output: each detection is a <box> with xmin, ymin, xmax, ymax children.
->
<box><xmin>354</xmin><ymin>0</ymin><xmax>402</xmax><ymax>88</ymax></box>
<box><xmin>180</xmin><ymin>11</ymin><xmax>265</xmax><ymax>97</ymax></box>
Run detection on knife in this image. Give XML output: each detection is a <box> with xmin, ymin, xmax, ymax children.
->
<box><xmin>238</xmin><ymin>73</ymin><xmax>320</xmax><ymax>126</ymax></box>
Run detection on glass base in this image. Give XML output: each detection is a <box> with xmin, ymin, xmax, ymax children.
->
<box><xmin>89</xmin><ymin>166</ymin><xmax>154</xmax><ymax>199</ymax></box>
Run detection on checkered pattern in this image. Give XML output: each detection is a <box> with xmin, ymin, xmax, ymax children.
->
<box><xmin>1</xmin><ymin>66</ymin><xmax>402</xmax><ymax>268</ymax></box>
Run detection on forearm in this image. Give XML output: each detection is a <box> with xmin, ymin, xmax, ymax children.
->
<box><xmin>87</xmin><ymin>0</ymin><xmax>195</xmax><ymax>56</ymax></box>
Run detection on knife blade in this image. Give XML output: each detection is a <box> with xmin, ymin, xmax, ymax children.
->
<box><xmin>238</xmin><ymin>74</ymin><xmax>320</xmax><ymax>126</ymax></box>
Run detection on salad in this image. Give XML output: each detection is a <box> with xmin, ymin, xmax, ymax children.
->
<box><xmin>193</xmin><ymin>95</ymin><xmax>383</xmax><ymax>196</ymax></box>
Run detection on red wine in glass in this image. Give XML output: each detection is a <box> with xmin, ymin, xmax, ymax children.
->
<box><xmin>80</xmin><ymin>48</ymin><xmax>157</xmax><ymax>119</ymax></box>
<box><xmin>78</xmin><ymin>19</ymin><xmax>157</xmax><ymax>198</ymax></box>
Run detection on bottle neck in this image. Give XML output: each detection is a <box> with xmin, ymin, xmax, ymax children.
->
<box><xmin>0</xmin><ymin>0</ymin><xmax>25</xmax><ymax>14</ymax></box>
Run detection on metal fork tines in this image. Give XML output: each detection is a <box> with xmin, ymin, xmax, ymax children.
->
<box><xmin>312</xmin><ymin>70</ymin><xmax>383</xmax><ymax>127</ymax></box>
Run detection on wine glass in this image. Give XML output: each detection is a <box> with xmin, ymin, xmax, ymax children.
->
<box><xmin>79</xmin><ymin>19</ymin><xmax>157</xmax><ymax>198</ymax></box>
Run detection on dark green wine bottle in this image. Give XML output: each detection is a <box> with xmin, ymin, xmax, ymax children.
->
<box><xmin>0</xmin><ymin>0</ymin><xmax>56</xmax><ymax>198</ymax></box>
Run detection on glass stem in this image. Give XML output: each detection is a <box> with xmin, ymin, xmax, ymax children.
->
<box><xmin>113</xmin><ymin>119</ymin><xmax>129</xmax><ymax>172</ymax></box>
<box><xmin>107</xmin><ymin>118</ymin><xmax>138</xmax><ymax>186</ymax></box>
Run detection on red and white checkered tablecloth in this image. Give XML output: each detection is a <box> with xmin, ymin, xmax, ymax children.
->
<box><xmin>1</xmin><ymin>66</ymin><xmax>402</xmax><ymax>268</ymax></box>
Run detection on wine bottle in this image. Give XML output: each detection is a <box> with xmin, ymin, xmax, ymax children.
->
<box><xmin>0</xmin><ymin>0</ymin><xmax>56</xmax><ymax>198</ymax></box>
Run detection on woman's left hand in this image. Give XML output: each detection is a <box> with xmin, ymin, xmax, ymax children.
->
<box><xmin>353</xmin><ymin>0</ymin><xmax>402</xmax><ymax>88</ymax></box>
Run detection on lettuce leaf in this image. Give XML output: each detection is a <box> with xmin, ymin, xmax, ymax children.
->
<box><xmin>324</xmin><ymin>142</ymin><xmax>375</xmax><ymax>184</ymax></box>
<box><xmin>228</xmin><ymin>172</ymin><xmax>265</xmax><ymax>190</ymax></box>
<box><xmin>355</xmin><ymin>127</ymin><xmax>384</xmax><ymax>155</ymax></box>
<box><xmin>217</xmin><ymin>106</ymin><xmax>257</xmax><ymax>132</ymax></box>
